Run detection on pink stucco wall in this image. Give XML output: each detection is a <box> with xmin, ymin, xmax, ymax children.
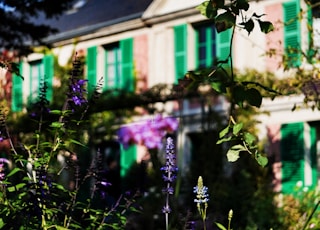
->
<box><xmin>133</xmin><ymin>34</ymin><xmax>148</xmax><ymax>93</ymax></box>
<box><xmin>265</xmin><ymin>3</ymin><xmax>284</xmax><ymax>72</ymax></box>
<box><xmin>267</xmin><ymin>124</ymin><xmax>282</xmax><ymax>192</ymax></box>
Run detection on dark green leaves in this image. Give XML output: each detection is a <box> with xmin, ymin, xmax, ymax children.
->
<box><xmin>233</xmin><ymin>84</ymin><xmax>262</xmax><ymax>108</ymax></box>
<box><xmin>215</xmin><ymin>11</ymin><xmax>236</xmax><ymax>32</ymax></box>
<box><xmin>240</xmin><ymin>19</ymin><xmax>254</xmax><ymax>35</ymax></box>
<box><xmin>257</xmin><ymin>20</ymin><xmax>274</xmax><ymax>33</ymax></box>
<box><xmin>196</xmin><ymin>1</ymin><xmax>217</xmax><ymax>19</ymax></box>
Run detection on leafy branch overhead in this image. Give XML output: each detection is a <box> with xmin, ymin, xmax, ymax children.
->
<box><xmin>196</xmin><ymin>0</ymin><xmax>274</xmax><ymax>34</ymax></box>
<box><xmin>193</xmin><ymin>0</ymin><xmax>276</xmax><ymax>166</ymax></box>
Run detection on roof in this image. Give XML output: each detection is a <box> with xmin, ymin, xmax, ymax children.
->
<box><xmin>38</xmin><ymin>0</ymin><xmax>153</xmax><ymax>42</ymax></box>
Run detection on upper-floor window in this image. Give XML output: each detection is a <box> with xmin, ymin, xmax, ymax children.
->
<box><xmin>28</xmin><ymin>55</ymin><xmax>54</xmax><ymax>104</ymax></box>
<box><xmin>194</xmin><ymin>23</ymin><xmax>231</xmax><ymax>69</ymax></box>
<box><xmin>104</xmin><ymin>43</ymin><xmax>122</xmax><ymax>90</ymax></box>
<box><xmin>86</xmin><ymin>38</ymin><xmax>134</xmax><ymax>95</ymax></box>
<box><xmin>29</xmin><ymin>60</ymin><xmax>44</xmax><ymax>102</ymax></box>
<box><xmin>194</xmin><ymin>23</ymin><xmax>216</xmax><ymax>68</ymax></box>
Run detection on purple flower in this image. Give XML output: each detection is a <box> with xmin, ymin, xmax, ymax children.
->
<box><xmin>0</xmin><ymin>158</ymin><xmax>10</xmax><ymax>182</ymax></box>
<box><xmin>117</xmin><ymin>115</ymin><xmax>179</xmax><ymax>150</ymax></box>
<box><xmin>69</xmin><ymin>79</ymin><xmax>88</xmax><ymax>107</ymax></box>
<box><xmin>161</xmin><ymin>137</ymin><xmax>178</xmax><ymax>224</ymax></box>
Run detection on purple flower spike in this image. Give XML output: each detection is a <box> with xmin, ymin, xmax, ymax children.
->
<box><xmin>161</xmin><ymin>137</ymin><xmax>178</xmax><ymax>229</ymax></box>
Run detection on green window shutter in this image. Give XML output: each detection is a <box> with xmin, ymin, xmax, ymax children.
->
<box><xmin>216</xmin><ymin>29</ymin><xmax>232</xmax><ymax>66</ymax></box>
<box><xmin>309</xmin><ymin>125</ymin><xmax>317</xmax><ymax>189</ymax></box>
<box><xmin>280</xmin><ymin>122</ymin><xmax>305</xmax><ymax>194</ymax></box>
<box><xmin>43</xmin><ymin>54</ymin><xmax>54</xmax><ymax>103</ymax></box>
<box><xmin>283</xmin><ymin>0</ymin><xmax>301</xmax><ymax>67</ymax></box>
<box><xmin>12</xmin><ymin>62</ymin><xmax>23</xmax><ymax>112</ymax></box>
<box><xmin>120</xmin><ymin>144</ymin><xmax>137</xmax><ymax>177</ymax></box>
<box><xmin>120</xmin><ymin>38</ymin><xmax>134</xmax><ymax>92</ymax></box>
<box><xmin>174</xmin><ymin>24</ymin><xmax>187</xmax><ymax>84</ymax></box>
<box><xmin>86</xmin><ymin>46</ymin><xmax>97</xmax><ymax>97</ymax></box>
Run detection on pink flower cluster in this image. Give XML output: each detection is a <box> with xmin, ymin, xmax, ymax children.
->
<box><xmin>117</xmin><ymin>115</ymin><xmax>178</xmax><ymax>149</ymax></box>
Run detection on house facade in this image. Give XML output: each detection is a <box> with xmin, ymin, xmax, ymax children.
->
<box><xmin>7</xmin><ymin>0</ymin><xmax>320</xmax><ymax>194</ymax></box>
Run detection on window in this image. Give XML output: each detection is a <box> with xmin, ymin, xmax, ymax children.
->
<box><xmin>86</xmin><ymin>38</ymin><xmax>134</xmax><ymax>94</ymax></box>
<box><xmin>194</xmin><ymin>23</ymin><xmax>231</xmax><ymax>69</ymax></box>
<box><xmin>28</xmin><ymin>55</ymin><xmax>54</xmax><ymax>104</ymax></box>
<box><xmin>104</xmin><ymin>43</ymin><xmax>122</xmax><ymax>90</ymax></box>
<box><xmin>195</xmin><ymin>23</ymin><xmax>216</xmax><ymax>68</ymax></box>
<box><xmin>29</xmin><ymin>60</ymin><xmax>44</xmax><ymax>102</ymax></box>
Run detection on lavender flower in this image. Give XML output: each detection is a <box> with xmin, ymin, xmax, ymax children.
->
<box><xmin>161</xmin><ymin>137</ymin><xmax>178</xmax><ymax>230</ymax></box>
<box><xmin>67</xmin><ymin>57</ymin><xmax>88</xmax><ymax>108</ymax></box>
<box><xmin>194</xmin><ymin>176</ymin><xmax>209</xmax><ymax>230</ymax></box>
<box><xmin>0</xmin><ymin>158</ymin><xmax>10</xmax><ymax>183</ymax></box>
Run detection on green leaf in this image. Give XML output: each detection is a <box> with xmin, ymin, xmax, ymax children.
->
<box><xmin>6</xmin><ymin>168</ymin><xmax>22</xmax><ymax>178</ymax></box>
<box><xmin>196</xmin><ymin>1</ymin><xmax>217</xmax><ymax>19</ymax></box>
<box><xmin>216</xmin><ymin>136</ymin><xmax>232</xmax><ymax>144</ymax></box>
<box><xmin>211</xmin><ymin>81</ymin><xmax>227</xmax><ymax>93</ymax></box>
<box><xmin>0</xmin><ymin>218</ymin><xmax>5</xmax><ymax>228</ymax></box>
<box><xmin>255</xmin><ymin>153</ymin><xmax>268</xmax><ymax>167</ymax></box>
<box><xmin>243</xmin><ymin>19</ymin><xmax>254</xmax><ymax>35</ymax></box>
<box><xmin>219</xmin><ymin>125</ymin><xmax>230</xmax><ymax>138</ymax></box>
<box><xmin>244</xmin><ymin>132</ymin><xmax>256</xmax><ymax>145</ymax></box>
<box><xmin>50</xmin><ymin>121</ymin><xmax>63</xmax><ymax>128</ymax></box>
<box><xmin>49</xmin><ymin>110</ymin><xmax>62</xmax><ymax>115</ymax></box>
<box><xmin>227</xmin><ymin>144</ymin><xmax>246</xmax><ymax>162</ymax></box>
<box><xmin>257</xmin><ymin>20</ymin><xmax>274</xmax><ymax>34</ymax></box>
<box><xmin>215</xmin><ymin>222</ymin><xmax>227</xmax><ymax>230</ymax></box>
<box><xmin>236</xmin><ymin>0</ymin><xmax>250</xmax><ymax>11</ymax></box>
<box><xmin>55</xmin><ymin>226</ymin><xmax>69</xmax><ymax>230</ymax></box>
<box><xmin>215</xmin><ymin>11</ymin><xmax>236</xmax><ymax>32</ymax></box>
<box><xmin>233</xmin><ymin>122</ymin><xmax>243</xmax><ymax>135</ymax></box>
<box><xmin>233</xmin><ymin>84</ymin><xmax>246</xmax><ymax>108</ymax></box>
<box><xmin>245</xmin><ymin>88</ymin><xmax>262</xmax><ymax>107</ymax></box>
<box><xmin>212</xmin><ymin>0</ymin><xmax>225</xmax><ymax>8</ymax></box>
<box><xmin>7</xmin><ymin>183</ymin><xmax>26</xmax><ymax>192</ymax></box>
<box><xmin>252</xmin><ymin>13</ymin><xmax>266</xmax><ymax>18</ymax></box>
<box><xmin>69</xmin><ymin>139</ymin><xmax>87</xmax><ymax>147</ymax></box>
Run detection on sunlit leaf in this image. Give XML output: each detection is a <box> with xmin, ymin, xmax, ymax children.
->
<box><xmin>233</xmin><ymin>122</ymin><xmax>243</xmax><ymax>135</ymax></box>
<box><xmin>255</xmin><ymin>153</ymin><xmax>268</xmax><ymax>167</ymax></box>
<box><xmin>49</xmin><ymin>110</ymin><xmax>62</xmax><ymax>115</ymax></box>
<box><xmin>216</xmin><ymin>136</ymin><xmax>232</xmax><ymax>144</ymax></box>
<box><xmin>244</xmin><ymin>132</ymin><xmax>256</xmax><ymax>145</ymax></box>
<box><xmin>227</xmin><ymin>144</ymin><xmax>246</xmax><ymax>162</ymax></box>
<box><xmin>227</xmin><ymin>149</ymin><xmax>240</xmax><ymax>162</ymax></box>
<box><xmin>219</xmin><ymin>125</ymin><xmax>230</xmax><ymax>138</ymax></box>
<box><xmin>6</xmin><ymin>168</ymin><xmax>22</xmax><ymax>178</ymax></box>
<box><xmin>50</xmin><ymin>122</ymin><xmax>63</xmax><ymax>128</ymax></box>
<box><xmin>215</xmin><ymin>222</ymin><xmax>227</xmax><ymax>230</ymax></box>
